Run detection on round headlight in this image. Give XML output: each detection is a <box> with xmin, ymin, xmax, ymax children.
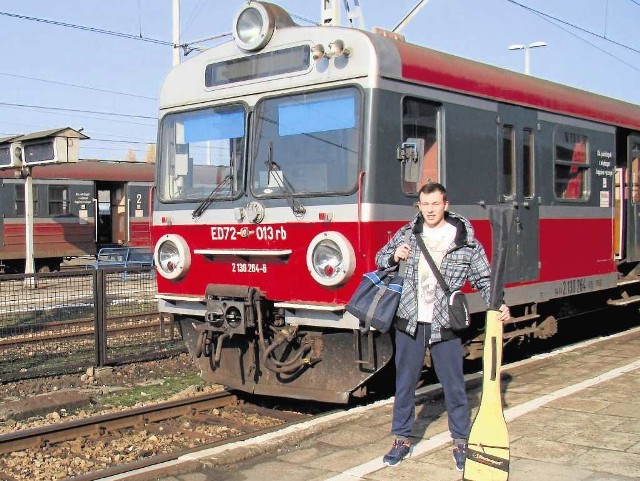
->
<box><xmin>306</xmin><ymin>232</ymin><xmax>356</xmax><ymax>287</ymax></box>
<box><xmin>154</xmin><ymin>234</ymin><xmax>191</xmax><ymax>280</ymax></box>
<box><xmin>233</xmin><ymin>3</ymin><xmax>275</xmax><ymax>51</ymax></box>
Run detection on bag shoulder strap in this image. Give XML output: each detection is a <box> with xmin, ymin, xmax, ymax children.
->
<box><xmin>415</xmin><ymin>234</ymin><xmax>452</xmax><ymax>295</ymax></box>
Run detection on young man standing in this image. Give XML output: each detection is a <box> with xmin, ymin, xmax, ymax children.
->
<box><xmin>375</xmin><ymin>182</ymin><xmax>510</xmax><ymax>471</ymax></box>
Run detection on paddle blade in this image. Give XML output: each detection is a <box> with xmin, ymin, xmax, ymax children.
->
<box><xmin>464</xmin><ymin>311</ymin><xmax>510</xmax><ymax>481</ymax></box>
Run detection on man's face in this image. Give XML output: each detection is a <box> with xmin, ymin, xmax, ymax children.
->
<box><xmin>418</xmin><ymin>190</ymin><xmax>449</xmax><ymax>228</ymax></box>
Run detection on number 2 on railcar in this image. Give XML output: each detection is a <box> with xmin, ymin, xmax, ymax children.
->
<box><xmin>151</xmin><ymin>1</ymin><xmax>640</xmax><ymax>403</ymax></box>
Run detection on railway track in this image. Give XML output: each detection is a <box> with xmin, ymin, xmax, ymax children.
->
<box><xmin>0</xmin><ymin>315</ymin><xmax>166</xmax><ymax>349</ymax></box>
<box><xmin>0</xmin><ymin>391</ymin><xmax>313</xmax><ymax>481</ymax></box>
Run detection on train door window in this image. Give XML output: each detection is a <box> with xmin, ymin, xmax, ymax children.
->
<box><xmin>15</xmin><ymin>185</ymin><xmax>39</xmax><ymax>216</ymax></box>
<box><xmin>49</xmin><ymin>185</ymin><xmax>70</xmax><ymax>216</ymax></box>
<box><xmin>522</xmin><ymin>128</ymin><xmax>535</xmax><ymax>198</ymax></box>
<box><xmin>554</xmin><ymin>130</ymin><xmax>589</xmax><ymax>200</ymax></box>
<box><xmin>631</xmin><ymin>142</ymin><xmax>640</xmax><ymax>203</ymax></box>
<box><xmin>401</xmin><ymin>98</ymin><xmax>440</xmax><ymax>194</ymax></box>
<box><xmin>501</xmin><ymin>125</ymin><xmax>516</xmax><ymax>199</ymax></box>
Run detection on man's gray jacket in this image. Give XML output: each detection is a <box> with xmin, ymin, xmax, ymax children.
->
<box><xmin>375</xmin><ymin>211</ymin><xmax>493</xmax><ymax>343</ymax></box>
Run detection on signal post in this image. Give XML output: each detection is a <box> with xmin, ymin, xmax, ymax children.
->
<box><xmin>0</xmin><ymin>128</ymin><xmax>89</xmax><ymax>279</ymax></box>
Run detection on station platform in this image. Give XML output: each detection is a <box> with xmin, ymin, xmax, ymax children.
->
<box><xmin>115</xmin><ymin>327</ymin><xmax>640</xmax><ymax>481</ymax></box>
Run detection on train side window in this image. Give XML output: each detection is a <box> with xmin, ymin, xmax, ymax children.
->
<box><xmin>501</xmin><ymin>125</ymin><xmax>516</xmax><ymax>199</ymax></box>
<box><xmin>401</xmin><ymin>98</ymin><xmax>440</xmax><ymax>194</ymax></box>
<box><xmin>15</xmin><ymin>185</ymin><xmax>39</xmax><ymax>216</ymax></box>
<box><xmin>631</xmin><ymin>143</ymin><xmax>640</xmax><ymax>203</ymax></box>
<box><xmin>554</xmin><ymin>130</ymin><xmax>589</xmax><ymax>200</ymax></box>
<box><xmin>49</xmin><ymin>185</ymin><xmax>70</xmax><ymax>216</ymax></box>
<box><xmin>523</xmin><ymin>128</ymin><xmax>535</xmax><ymax>198</ymax></box>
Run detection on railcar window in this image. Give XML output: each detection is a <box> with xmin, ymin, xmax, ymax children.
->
<box><xmin>15</xmin><ymin>185</ymin><xmax>39</xmax><ymax>216</ymax></box>
<box><xmin>632</xmin><ymin>143</ymin><xmax>640</xmax><ymax>203</ymax></box>
<box><xmin>523</xmin><ymin>128</ymin><xmax>535</xmax><ymax>198</ymax></box>
<box><xmin>501</xmin><ymin>126</ymin><xmax>516</xmax><ymax>198</ymax></box>
<box><xmin>554</xmin><ymin>130</ymin><xmax>589</xmax><ymax>200</ymax></box>
<box><xmin>251</xmin><ymin>87</ymin><xmax>361</xmax><ymax>196</ymax></box>
<box><xmin>157</xmin><ymin>105</ymin><xmax>246</xmax><ymax>202</ymax></box>
<box><xmin>401</xmin><ymin>98</ymin><xmax>440</xmax><ymax>194</ymax></box>
<box><xmin>49</xmin><ymin>186</ymin><xmax>69</xmax><ymax>216</ymax></box>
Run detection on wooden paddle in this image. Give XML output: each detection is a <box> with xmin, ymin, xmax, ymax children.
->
<box><xmin>463</xmin><ymin>205</ymin><xmax>513</xmax><ymax>481</ymax></box>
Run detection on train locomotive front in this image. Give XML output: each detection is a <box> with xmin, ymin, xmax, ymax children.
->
<box><xmin>152</xmin><ymin>1</ymin><xmax>640</xmax><ymax>403</ymax></box>
<box><xmin>152</xmin><ymin>3</ymin><xmax>396</xmax><ymax>403</ymax></box>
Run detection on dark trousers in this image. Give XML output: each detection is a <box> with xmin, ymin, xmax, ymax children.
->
<box><xmin>391</xmin><ymin>323</ymin><xmax>470</xmax><ymax>441</ymax></box>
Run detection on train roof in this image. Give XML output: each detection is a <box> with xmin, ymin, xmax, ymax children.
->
<box><xmin>0</xmin><ymin>159</ymin><xmax>155</xmax><ymax>182</ymax></box>
<box><xmin>158</xmin><ymin>9</ymin><xmax>640</xmax><ymax>133</ymax></box>
<box><xmin>392</xmin><ymin>39</ymin><xmax>640</xmax><ymax>132</ymax></box>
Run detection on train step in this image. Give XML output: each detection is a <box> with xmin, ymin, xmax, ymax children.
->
<box><xmin>607</xmin><ymin>294</ymin><xmax>640</xmax><ymax>306</ymax></box>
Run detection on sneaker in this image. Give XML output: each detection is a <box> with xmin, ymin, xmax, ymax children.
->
<box><xmin>382</xmin><ymin>439</ymin><xmax>412</xmax><ymax>466</ymax></box>
<box><xmin>452</xmin><ymin>442</ymin><xmax>467</xmax><ymax>471</ymax></box>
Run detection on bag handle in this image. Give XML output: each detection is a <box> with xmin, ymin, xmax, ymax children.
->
<box><xmin>415</xmin><ymin>234</ymin><xmax>452</xmax><ymax>296</ymax></box>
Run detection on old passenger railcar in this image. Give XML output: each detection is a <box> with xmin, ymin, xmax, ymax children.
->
<box><xmin>0</xmin><ymin>160</ymin><xmax>154</xmax><ymax>272</ymax></box>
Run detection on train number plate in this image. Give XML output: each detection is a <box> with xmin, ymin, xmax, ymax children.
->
<box><xmin>232</xmin><ymin>263</ymin><xmax>268</xmax><ymax>274</ymax></box>
<box><xmin>553</xmin><ymin>277</ymin><xmax>594</xmax><ymax>296</ymax></box>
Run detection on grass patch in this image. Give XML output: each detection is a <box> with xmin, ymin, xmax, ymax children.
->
<box><xmin>93</xmin><ymin>372</ymin><xmax>206</xmax><ymax>409</ymax></box>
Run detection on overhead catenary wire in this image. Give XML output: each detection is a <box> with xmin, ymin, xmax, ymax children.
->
<box><xmin>0</xmin><ymin>101</ymin><xmax>156</xmax><ymax>120</ymax></box>
<box><xmin>0</xmin><ymin>10</ymin><xmax>172</xmax><ymax>45</ymax></box>
<box><xmin>0</xmin><ymin>71</ymin><xmax>157</xmax><ymax>101</ymax></box>
<box><xmin>508</xmin><ymin>0</ymin><xmax>640</xmax><ymax>75</ymax></box>
<box><xmin>507</xmin><ymin>0</ymin><xmax>640</xmax><ymax>55</ymax></box>
<box><xmin>0</xmin><ymin>105</ymin><xmax>157</xmax><ymax>129</ymax></box>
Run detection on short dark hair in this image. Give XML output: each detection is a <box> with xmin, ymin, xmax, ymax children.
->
<box><xmin>418</xmin><ymin>182</ymin><xmax>447</xmax><ymax>202</ymax></box>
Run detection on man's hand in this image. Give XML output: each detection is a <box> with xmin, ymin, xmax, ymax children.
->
<box><xmin>497</xmin><ymin>304</ymin><xmax>510</xmax><ymax>321</ymax></box>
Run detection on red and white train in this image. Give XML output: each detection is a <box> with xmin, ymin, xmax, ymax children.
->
<box><xmin>0</xmin><ymin>160</ymin><xmax>154</xmax><ymax>273</ymax></box>
<box><xmin>151</xmin><ymin>1</ymin><xmax>640</xmax><ymax>402</ymax></box>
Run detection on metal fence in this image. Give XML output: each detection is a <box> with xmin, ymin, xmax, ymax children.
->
<box><xmin>0</xmin><ymin>267</ymin><xmax>184</xmax><ymax>382</ymax></box>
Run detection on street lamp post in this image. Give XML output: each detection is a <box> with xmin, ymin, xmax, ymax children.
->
<box><xmin>508</xmin><ymin>41</ymin><xmax>547</xmax><ymax>75</ymax></box>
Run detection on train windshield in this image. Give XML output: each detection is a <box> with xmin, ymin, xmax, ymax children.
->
<box><xmin>157</xmin><ymin>105</ymin><xmax>245</xmax><ymax>202</ymax></box>
<box><xmin>251</xmin><ymin>87</ymin><xmax>361</xmax><ymax>197</ymax></box>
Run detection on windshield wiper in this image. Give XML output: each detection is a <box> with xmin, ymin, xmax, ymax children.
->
<box><xmin>264</xmin><ymin>142</ymin><xmax>306</xmax><ymax>219</ymax></box>
<box><xmin>191</xmin><ymin>174</ymin><xmax>232</xmax><ymax>219</ymax></box>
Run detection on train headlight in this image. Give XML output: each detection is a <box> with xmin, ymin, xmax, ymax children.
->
<box><xmin>233</xmin><ymin>2</ymin><xmax>275</xmax><ymax>51</ymax></box>
<box><xmin>154</xmin><ymin>234</ymin><xmax>191</xmax><ymax>280</ymax></box>
<box><xmin>306</xmin><ymin>232</ymin><xmax>355</xmax><ymax>287</ymax></box>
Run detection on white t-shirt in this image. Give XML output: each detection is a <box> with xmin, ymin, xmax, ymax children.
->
<box><xmin>417</xmin><ymin>222</ymin><xmax>456</xmax><ymax>323</ymax></box>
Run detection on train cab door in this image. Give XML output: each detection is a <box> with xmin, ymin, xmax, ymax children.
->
<box><xmin>95</xmin><ymin>182</ymin><xmax>127</xmax><ymax>247</ymax></box>
<box><xmin>622</xmin><ymin>135</ymin><xmax>640</xmax><ymax>262</ymax></box>
<box><xmin>95</xmin><ymin>186</ymin><xmax>113</xmax><ymax>247</ymax></box>
<box><xmin>497</xmin><ymin>105</ymin><xmax>540</xmax><ymax>283</ymax></box>
<box><xmin>111</xmin><ymin>184</ymin><xmax>127</xmax><ymax>245</ymax></box>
